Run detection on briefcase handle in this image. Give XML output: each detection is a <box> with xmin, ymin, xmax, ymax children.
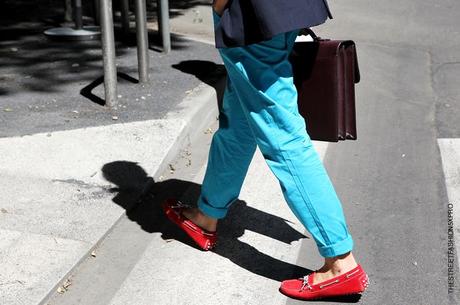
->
<box><xmin>299</xmin><ymin>28</ymin><xmax>330</xmax><ymax>41</ymax></box>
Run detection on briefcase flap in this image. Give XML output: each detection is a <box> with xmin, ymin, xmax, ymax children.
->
<box><xmin>315</xmin><ymin>39</ymin><xmax>360</xmax><ymax>83</ymax></box>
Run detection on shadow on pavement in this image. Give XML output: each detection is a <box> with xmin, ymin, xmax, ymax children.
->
<box><xmin>80</xmin><ymin>72</ymin><xmax>139</xmax><ymax>106</ymax></box>
<box><xmin>172</xmin><ymin>60</ymin><xmax>227</xmax><ymax>105</ymax></box>
<box><xmin>0</xmin><ymin>0</ymin><xmax>210</xmax><ymax>97</ymax></box>
<box><xmin>285</xmin><ymin>294</ymin><xmax>362</xmax><ymax>303</ymax></box>
<box><xmin>101</xmin><ymin>160</ymin><xmax>313</xmax><ymax>283</ymax></box>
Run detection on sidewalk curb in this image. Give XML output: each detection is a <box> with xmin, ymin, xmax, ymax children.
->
<box><xmin>158</xmin><ymin>80</ymin><xmax>223</xmax><ymax>181</ymax></box>
<box><xmin>39</xmin><ymin>79</ymin><xmax>223</xmax><ymax>305</ymax></box>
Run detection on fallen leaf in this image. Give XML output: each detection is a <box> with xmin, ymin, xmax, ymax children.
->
<box><xmin>62</xmin><ymin>279</ymin><xmax>72</xmax><ymax>289</ymax></box>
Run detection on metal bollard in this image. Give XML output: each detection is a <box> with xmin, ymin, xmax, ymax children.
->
<box><xmin>100</xmin><ymin>0</ymin><xmax>118</xmax><ymax>107</ymax></box>
<box><xmin>74</xmin><ymin>0</ymin><xmax>83</xmax><ymax>30</ymax></box>
<box><xmin>158</xmin><ymin>0</ymin><xmax>171</xmax><ymax>53</ymax></box>
<box><xmin>135</xmin><ymin>0</ymin><xmax>149</xmax><ymax>83</ymax></box>
<box><xmin>120</xmin><ymin>0</ymin><xmax>130</xmax><ymax>37</ymax></box>
<box><xmin>93</xmin><ymin>0</ymin><xmax>100</xmax><ymax>25</ymax></box>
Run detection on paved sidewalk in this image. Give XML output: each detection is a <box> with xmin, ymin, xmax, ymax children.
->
<box><xmin>101</xmin><ymin>143</ymin><xmax>329</xmax><ymax>305</ymax></box>
<box><xmin>0</xmin><ymin>2</ymin><xmax>225</xmax><ymax>305</ymax></box>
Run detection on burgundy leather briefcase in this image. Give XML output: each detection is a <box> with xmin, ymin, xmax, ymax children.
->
<box><xmin>290</xmin><ymin>29</ymin><xmax>360</xmax><ymax>142</ymax></box>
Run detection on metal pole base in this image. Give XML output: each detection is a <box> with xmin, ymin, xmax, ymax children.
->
<box><xmin>44</xmin><ymin>26</ymin><xmax>101</xmax><ymax>41</ymax></box>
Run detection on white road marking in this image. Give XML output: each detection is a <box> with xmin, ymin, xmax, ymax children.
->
<box><xmin>437</xmin><ymin>138</ymin><xmax>460</xmax><ymax>268</ymax></box>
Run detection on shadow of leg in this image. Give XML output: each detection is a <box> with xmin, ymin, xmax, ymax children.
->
<box><xmin>101</xmin><ymin>160</ymin><xmax>315</xmax><ymax>283</ymax></box>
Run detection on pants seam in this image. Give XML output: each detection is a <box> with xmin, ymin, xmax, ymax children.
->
<box><xmin>269</xmin><ymin>117</ymin><xmax>334</xmax><ymax>250</ymax></box>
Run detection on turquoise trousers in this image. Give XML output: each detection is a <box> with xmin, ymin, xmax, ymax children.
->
<box><xmin>197</xmin><ymin>12</ymin><xmax>354</xmax><ymax>258</ymax></box>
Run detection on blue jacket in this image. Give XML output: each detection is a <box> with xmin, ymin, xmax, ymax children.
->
<box><xmin>214</xmin><ymin>0</ymin><xmax>333</xmax><ymax>48</ymax></box>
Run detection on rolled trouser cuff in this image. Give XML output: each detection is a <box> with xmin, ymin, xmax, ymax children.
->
<box><xmin>197</xmin><ymin>197</ymin><xmax>232</xmax><ymax>219</ymax></box>
<box><xmin>317</xmin><ymin>234</ymin><xmax>354</xmax><ymax>258</ymax></box>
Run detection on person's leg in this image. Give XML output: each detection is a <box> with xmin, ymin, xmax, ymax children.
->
<box><xmin>218</xmin><ymin>30</ymin><xmax>358</xmax><ymax>279</ymax></box>
<box><xmin>182</xmin><ymin>10</ymin><xmax>257</xmax><ymax>231</ymax></box>
<box><xmin>173</xmin><ymin>10</ymin><xmax>368</xmax><ymax>296</ymax></box>
<box><xmin>219</xmin><ymin>30</ymin><xmax>354</xmax><ymax>258</ymax></box>
<box><xmin>182</xmin><ymin>76</ymin><xmax>258</xmax><ymax>231</ymax></box>
<box><xmin>199</xmin><ymin>77</ymin><xmax>258</xmax><ymax>215</ymax></box>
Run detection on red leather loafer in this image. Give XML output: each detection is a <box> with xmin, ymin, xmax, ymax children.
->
<box><xmin>280</xmin><ymin>264</ymin><xmax>369</xmax><ymax>300</ymax></box>
<box><xmin>162</xmin><ymin>198</ymin><xmax>217</xmax><ymax>251</ymax></box>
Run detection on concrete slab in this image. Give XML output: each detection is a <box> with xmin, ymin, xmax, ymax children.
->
<box><xmin>0</xmin><ymin>174</ymin><xmax>122</xmax><ymax>244</ymax></box>
<box><xmin>43</xmin><ymin>116</ymin><xmax>222</xmax><ymax>305</ymax></box>
<box><xmin>0</xmin><ymin>119</ymin><xmax>185</xmax><ymax>185</ymax></box>
<box><xmin>0</xmin><ymin>229</ymin><xmax>90</xmax><ymax>305</ymax></box>
<box><xmin>107</xmin><ymin>141</ymin><xmax>328</xmax><ymax>305</ymax></box>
